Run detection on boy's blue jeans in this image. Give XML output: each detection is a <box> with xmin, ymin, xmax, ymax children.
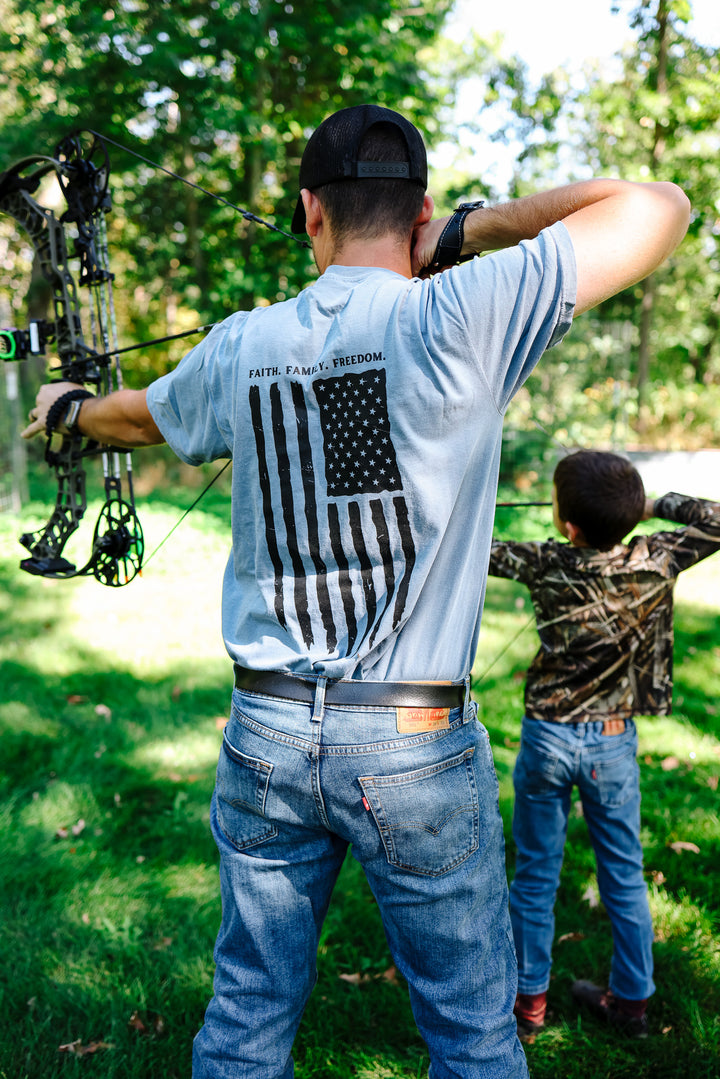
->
<box><xmin>192</xmin><ymin>686</ymin><xmax>529</xmax><ymax>1079</ymax></box>
<box><xmin>510</xmin><ymin>716</ymin><xmax>655</xmax><ymax>1001</ymax></box>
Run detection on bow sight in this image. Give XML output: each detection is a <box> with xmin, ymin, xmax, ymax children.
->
<box><xmin>0</xmin><ymin>130</ymin><xmax>143</xmax><ymax>586</ymax></box>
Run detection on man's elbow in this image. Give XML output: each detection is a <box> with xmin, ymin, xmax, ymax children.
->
<box><xmin>660</xmin><ymin>180</ymin><xmax>691</xmax><ymax>240</ymax></box>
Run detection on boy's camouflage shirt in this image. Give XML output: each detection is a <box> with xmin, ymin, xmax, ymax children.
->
<box><xmin>488</xmin><ymin>493</ymin><xmax>720</xmax><ymax>722</ymax></box>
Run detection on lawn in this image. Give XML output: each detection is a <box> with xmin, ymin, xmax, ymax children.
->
<box><xmin>0</xmin><ymin>482</ymin><xmax>718</xmax><ymax>1078</ymax></box>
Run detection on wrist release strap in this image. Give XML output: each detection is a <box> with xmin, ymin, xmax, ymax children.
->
<box><xmin>427</xmin><ymin>199</ymin><xmax>485</xmax><ymax>273</ymax></box>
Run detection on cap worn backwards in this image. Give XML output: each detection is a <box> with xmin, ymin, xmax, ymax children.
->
<box><xmin>291</xmin><ymin>104</ymin><xmax>428</xmax><ymax>235</ymax></box>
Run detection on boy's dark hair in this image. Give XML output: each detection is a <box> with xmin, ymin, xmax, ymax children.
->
<box><xmin>314</xmin><ymin>123</ymin><xmax>427</xmax><ymax>246</ymax></box>
<box><xmin>554</xmin><ymin>450</ymin><xmax>645</xmax><ymax>550</ymax></box>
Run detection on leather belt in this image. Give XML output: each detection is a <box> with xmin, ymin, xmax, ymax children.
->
<box><xmin>233</xmin><ymin>665</ymin><xmax>465</xmax><ymax>709</ymax></box>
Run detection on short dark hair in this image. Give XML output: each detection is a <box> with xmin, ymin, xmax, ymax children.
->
<box><xmin>314</xmin><ymin>123</ymin><xmax>427</xmax><ymax>247</ymax></box>
<box><xmin>553</xmin><ymin>450</ymin><xmax>645</xmax><ymax>550</ymax></box>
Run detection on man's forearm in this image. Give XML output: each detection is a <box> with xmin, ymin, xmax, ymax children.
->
<box><xmin>459</xmin><ymin>179</ymin><xmax>686</xmax><ymax>259</ymax></box>
<box><xmin>412</xmin><ymin>177</ymin><xmax>690</xmax><ymax>314</ymax></box>
<box><xmin>458</xmin><ymin>181</ymin><xmax>620</xmax><ymax>255</ymax></box>
<box><xmin>22</xmin><ymin>382</ymin><xmax>165</xmax><ymax>447</ymax></box>
<box><xmin>78</xmin><ymin>389</ymin><xmax>165</xmax><ymax>447</ymax></box>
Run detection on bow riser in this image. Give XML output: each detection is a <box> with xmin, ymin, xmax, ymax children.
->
<box><xmin>0</xmin><ymin>183</ymin><xmax>96</xmax><ymax>381</ymax></box>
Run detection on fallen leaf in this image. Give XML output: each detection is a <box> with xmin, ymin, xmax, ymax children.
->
<box><xmin>650</xmin><ymin>870</ymin><xmax>666</xmax><ymax>885</ymax></box>
<box><xmin>58</xmin><ymin>1039</ymin><xmax>113</xmax><ymax>1056</ymax></box>
<box><xmin>668</xmin><ymin>841</ymin><xmax>700</xmax><ymax>854</ymax></box>
<box><xmin>503</xmin><ymin>737</ymin><xmax>520</xmax><ymax>749</ymax></box>
<box><xmin>95</xmin><ymin>703</ymin><xmax>112</xmax><ymax>719</ymax></box>
<box><xmin>557</xmin><ymin>932</ymin><xmax>585</xmax><ymax>944</ymax></box>
<box><xmin>66</xmin><ymin>695</ymin><xmax>88</xmax><ymax>705</ymax></box>
<box><xmin>128</xmin><ymin>1009</ymin><xmax>166</xmax><ymax>1037</ymax></box>
<box><xmin>339</xmin><ymin>966</ymin><xmax>400</xmax><ymax>987</ymax></box>
<box><xmin>339</xmin><ymin>971</ymin><xmax>370</xmax><ymax>985</ymax></box>
<box><xmin>708</xmin><ymin>775</ymin><xmax>719</xmax><ymax>791</ymax></box>
<box><xmin>661</xmin><ymin>756</ymin><xmax>680</xmax><ymax>771</ymax></box>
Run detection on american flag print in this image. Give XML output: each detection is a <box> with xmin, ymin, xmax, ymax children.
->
<box><xmin>248</xmin><ymin>368</ymin><xmax>416</xmax><ymax>657</ymax></box>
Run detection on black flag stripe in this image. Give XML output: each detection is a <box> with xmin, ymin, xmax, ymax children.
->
<box><xmin>392</xmin><ymin>495</ymin><xmax>416</xmax><ymax>627</ymax></box>
<box><xmin>249</xmin><ymin>384</ymin><xmax>286</xmax><ymax>630</ymax></box>
<box><xmin>328</xmin><ymin>502</ymin><xmax>359</xmax><ymax>653</ymax></box>
<box><xmin>368</xmin><ymin>499</ymin><xmax>396</xmax><ymax>648</ymax></box>
<box><xmin>270</xmin><ymin>383</ymin><xmax>313</xmax><ymax>647</ymax></box>
<box><xmin>291</xmin><ymin>381</ymin><xmax>337</xmax><ymax>652</ymax></box>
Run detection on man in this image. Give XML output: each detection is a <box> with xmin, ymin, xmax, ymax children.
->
<box><xmin>22</xmin><ymin>104</ymin><xmax>690</xmax><ymax>1078</ymax></box>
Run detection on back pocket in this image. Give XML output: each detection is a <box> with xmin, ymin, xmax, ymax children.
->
<box><xmin>216</xmin><ymin>733</ymin><xmax>277</xmax><ymax>851</ymax></box>
<box><xmin>359</xmin><ymin>747</ymin><xmax>478</xmax><ymax>876</ymax></box>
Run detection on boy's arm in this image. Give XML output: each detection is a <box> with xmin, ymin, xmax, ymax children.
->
<box><xmin>488</xmin><ymin>539</ymin><xmax>540</xmax><ymax>584</ymax></box>
<box><xmin>645</xmin><ymin>492</ymin><xmax>720</xmax><ymax>572</ymax></box>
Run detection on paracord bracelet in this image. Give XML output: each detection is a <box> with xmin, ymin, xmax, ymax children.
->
<box><xmin>44</xmin><ymin>389</ymin><xmax>94</xmax><ymax>438</ymax></box>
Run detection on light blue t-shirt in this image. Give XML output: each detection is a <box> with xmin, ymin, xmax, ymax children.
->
<box><xmin>147</xmin><ymin>221</ymin><xmax>576</xmax><ymax>681</ymax></box>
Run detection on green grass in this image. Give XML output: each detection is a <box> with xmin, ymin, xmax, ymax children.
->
<box><xmin>1</xmin><ymin>483</ymin><xmax>719</xmax><ymax>1078</ymax></box>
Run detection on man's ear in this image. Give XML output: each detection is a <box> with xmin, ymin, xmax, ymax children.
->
<box><xmin>301</xmin><ymin>188</ymin><xmax>323</xmax><ymax>237</ymax></box>
<box><xmin>414</xmin><ymin>193</ymin><xmax>434</xmax><ymax>227</ymax></box>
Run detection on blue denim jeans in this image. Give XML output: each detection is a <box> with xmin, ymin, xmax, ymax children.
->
<box><xmin>192</xmin><ymin>685</ymin><xmax>529</xmax><ymax>1079</ymax></box>
<box><xmin>510</xmin><ymin>717</ymin><xmax>655</xmax><ymax>1001</ymax></box>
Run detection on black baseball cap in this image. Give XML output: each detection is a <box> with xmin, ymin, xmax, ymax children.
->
<box><xmin>291</xmin><ymin>104</ymin><xmax>428</xmax><ymax>235</ymax></box>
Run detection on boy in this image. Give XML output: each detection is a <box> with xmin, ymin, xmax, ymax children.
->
<box><xmin>488</xmin><ymin>450</ymin><xmax>720</xmax><ymax>1040</ymax></box>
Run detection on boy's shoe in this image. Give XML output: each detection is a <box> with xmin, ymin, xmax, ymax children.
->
<box><xmin>514</xmin><ymin>1013</ymin><xmax>545</xmax><ymax>1042</ymax></box>
<box><xmin>514</xmin><ymin>991</ymin><xmax>547</xmax><ymax>1042</ymax></box>
<box><xmin>571</xmin><ymin>980</ymin><xmax>649</xmax><ymax>1039</ymax></box>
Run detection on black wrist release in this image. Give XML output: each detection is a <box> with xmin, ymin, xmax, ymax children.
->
<box><xmin>428</xmin><ymin>199</ymin><xmax>485</xmax><ymax>272</ymax></box>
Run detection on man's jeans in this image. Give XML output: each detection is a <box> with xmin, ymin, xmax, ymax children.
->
<box><xmin>192</xmin><ymin>686</ymin><xmax>529</xmax><ymax>1079</ymax></box>
<box><xmin>510</xmin><ymin>717</ymin><xmax>655</xmax><ymax>1001</ymax></box>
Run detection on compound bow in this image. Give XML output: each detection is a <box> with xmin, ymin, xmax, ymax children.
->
<box><xmin>0</xmin><ymin>130</ymin><xmax>143</xmax><ymax>586</ymax></box>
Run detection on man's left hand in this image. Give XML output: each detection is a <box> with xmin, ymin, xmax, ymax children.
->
<box><xmin>21</xmin><ymin>381</ymin><xmax>87</xmax><ymax>440</ymax></box>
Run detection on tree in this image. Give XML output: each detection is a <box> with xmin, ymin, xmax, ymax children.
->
<box><xmin>494</xmin><ymin>0</ymin><xmax>720</xmax><ymax>448</ymax></box>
